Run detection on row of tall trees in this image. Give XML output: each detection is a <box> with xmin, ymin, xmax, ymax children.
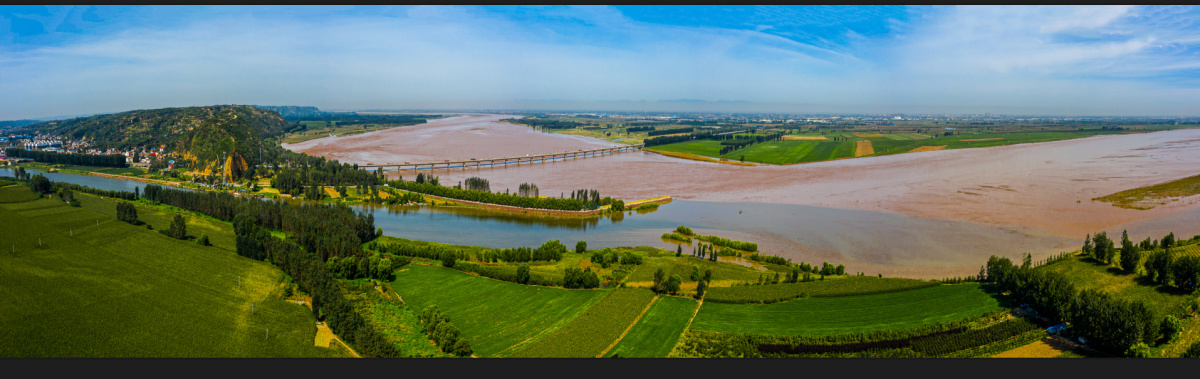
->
<box><xmin>4</xmin><ymin>148</ymin><xmax>127</xmax><ymax>167</ymax></box>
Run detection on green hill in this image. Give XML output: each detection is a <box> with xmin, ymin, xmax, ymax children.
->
<box><xmin>23</xmin><ymin>105</ymin><xmax>288</xmax><ymax>169</ymax></box>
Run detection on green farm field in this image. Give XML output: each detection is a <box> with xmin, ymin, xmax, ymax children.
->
<box><xmin>703</xmin><ymin>276</ymin><xmax>939</xmax><ymax>304</ymax></box>
<box><xmin>690</xmin><ymin>284</ymin><xmax>1003</xmax><ymax>337</ymax></box>
<box><xmin>625</xmin><ymin>254</ymin><xmax>771</xmax><ymax>288</ymax></box>
<box><xmin>0</xmin><ymin>189</ymin><xmax>339</xmax><ymax>357</ymax></box>
<box><xmin>651</xmin><ymin>129</ymin><xmax>1156</xmax><ymax>165</ymax></box>
<box><xmin>604</xmin><ymin>295</ymin><xmax>698</xmax><ymax>358</ymax></box>
<box><xmin>510</xmin><ymin>288</ymin><xmax>657</xmax><ymax>358</ymax></box>
<box><xmin>389</xmin><ymin>263</ymin><xmax>607</xmax><ymax>357</ymax></box>
<box><xmin>0</xmin><ymin>184</ymin><xmax>41</xmax><ymax>203</ymax></box>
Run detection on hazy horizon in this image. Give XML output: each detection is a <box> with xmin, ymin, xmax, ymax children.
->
<box><xmin>3</xmin><ymin>5</ymin><xmax>1200</xmax><ymax>120</ymax></box>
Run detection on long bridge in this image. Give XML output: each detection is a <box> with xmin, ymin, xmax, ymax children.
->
<box><xmin>358</xmin><ymin>144</ymin><xmax>644</xmax><ymax>171</ymax></box>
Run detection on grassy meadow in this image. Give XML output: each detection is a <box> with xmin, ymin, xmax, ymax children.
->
<box><xmin>0</xmin><ymin>189</ymin><xmax>340</xmax><ymax>357</ymax></box>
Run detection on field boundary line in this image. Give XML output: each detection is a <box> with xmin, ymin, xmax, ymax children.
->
<box><xmin>597</xmin><ymin>295</ymin><xmax>660</xmax><ymax>358</ymax></box>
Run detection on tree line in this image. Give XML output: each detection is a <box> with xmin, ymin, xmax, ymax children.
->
<box><xmin>4</xmin><ymin>148</ymin><xmax>127</xmax><ymax>168</ymax></box>
<box><xmin>1083</xmin><ymin>231</ymin><xmax>1200</xmax><ymax>292</ymax></box>
<box><xmin>647</xmin><ymin>127</ymin><xmax>694</xmax><ymax>136</ymax></box>
<box><xmin>503</xmin><ymin>118</ymin><xmax>585</xmax><ymax>130</ymax></box>
<box><xmin>983</xmin><ymin>253</ymin><xmax>1170</xmax><ymax>355</ymax></box>
<box><xmin>387</xmin><ymin>179</ymin><xmax>587</xmax><ymax>211</ymax></box>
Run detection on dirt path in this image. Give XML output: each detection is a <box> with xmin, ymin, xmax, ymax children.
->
<box><xmin>313</xmin><ymin>322</ymin><xmax>362</xmax><ymax>358</ymax></box>
<box><xmin>596</xmin><ymin>295</ymin><xmax>660</xmax><ymax>358</ymax></box>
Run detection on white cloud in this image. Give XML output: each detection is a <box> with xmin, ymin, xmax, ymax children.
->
<box><xmin>0</xmin><ymin>5</ymin><xmax>1198</xmax><ymax>119</ymax></box>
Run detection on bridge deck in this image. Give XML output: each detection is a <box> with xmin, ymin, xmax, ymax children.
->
<box><xmin>359</xmin><ymin>144</ymin><xmax>642</xmax><ymax>171</ymax></box>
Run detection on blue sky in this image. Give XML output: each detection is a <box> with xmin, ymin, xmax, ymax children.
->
<box><xmin>2</xmin><ymin>5</ymin><xmax>1199</xmax><ymax>119</ymax></box>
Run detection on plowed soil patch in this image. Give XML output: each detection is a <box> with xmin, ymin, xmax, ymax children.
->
<box><xmin>992</xmin><ymin>337</ymin><xmax>1071</xmax><ymax>358</ymax></box>
<box><xmin>908</xmin><ymin>145</ymin><xmax>948</xmax><ymax>153</ymax></box>
<box><xmin>854</xmin><ymin>140</ymin><xmax>875</xmax><ymax>157</ymax></box>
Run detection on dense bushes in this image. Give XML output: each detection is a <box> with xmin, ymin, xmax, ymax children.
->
<box><xmin>696</xmin><ymin>234</ymin><xmax>757</xmax><ymax>252</ymax></box>
<box><xmin>419</xmin><ymin>305</ymin><xmax>473</xmax><ymax>357</ymax></box>
<box><xmin>661</xmin><ymin>232</ymin><xmax>692</xmax><ymax>242</ymax></box>
<box><xmin>4</xmin><ymin>148</ymin><xmax>126</xmax><ymax>167</ymax></box>
<box><xmin>563</xmin><ymin>267</ymin><xmax>601</xmax><ymax>289</ymax></box>
<box><xmin>116</xmin><ymin>202</ymin><xmax>139</xmax><ymax>224</ymax></box>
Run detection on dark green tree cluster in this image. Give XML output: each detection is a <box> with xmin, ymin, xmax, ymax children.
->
<box><xmin>116</xmin><ymin>202</ymin><xmax>139</xmax><ymax>224</ymax></box>
<box><xmin>326</xmin><ymin>255</ymin><xmax>393</xmax><ymax>280</ymax></box>
<box><xmin>692</xmin><ymin>243</ymin><xmax>720</xmax><ymax>262</ymax></box>
<box><xmin>747</xmin><ymin>252</ymin><xmax>790</xmax><ymax>266</ymax></box>
<box><xmin>517</xmin><ymin>183</ymin><xmax>539</xmax><ymax>197</ymax></box>
<box><xmin>388</xmin><ymin>179</ymin><xmax>586</xmax><ymax>210</ymax></box>
<box><xmin>169</xmin><ymin>214</ymin><xmax>187</xmax><ymax>240</ymax></box>
<box><xmin>463</xmin><ymin>177</ymin><xmax>490</xmax><ymax>192</ymax></box>
<box><xmin>482</xmin><ymin>240</ymin><xmax>566</xmax><ymax>263</ymax></box>
<box><xmin>4</xmin><ymin>148</ymin><xmax>127</xmax><ymax>167</ymax></box>
<box><xmin>1084</xmin><ymin>232</ymin><xmax>1116</xmax><ymax>264</ymax></box>
<box><xmin>696</xmin><ymin>235</ymin><xmax>757</xmax><ymax>252</ymax></box>
<box><xmin>651</xmin><ymin>268</ymin><xmax>682</xmax><ymax>294</ymax></box>
<box><xmin>267</xmin><ymin>152</ymin><xmax>383</xmax><ymax>194</ymax></box>
<box><xmin>28</xmin><ymin>173</ymin><xmax>51</xmax><ymax>194</ymax></box>
<box><xmin>419</xmin><ymin>305</ymin><xmax>473</xmax><ymax>357</ymax></box>
<box><xmin>563</xmin><ymin>267</ymin><xmax>601</xmax><ymax>289</ymax></box>
<box><xmin>625</xmin><ymin>126</ymin><xmax>655</xmax><ymax>133</ymax></box>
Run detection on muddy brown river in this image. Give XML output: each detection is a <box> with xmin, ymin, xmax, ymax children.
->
<box><xmin>286</xmin><ymin>115</ymin><xmax>1200</xmax><ymax>278</ymax></box>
